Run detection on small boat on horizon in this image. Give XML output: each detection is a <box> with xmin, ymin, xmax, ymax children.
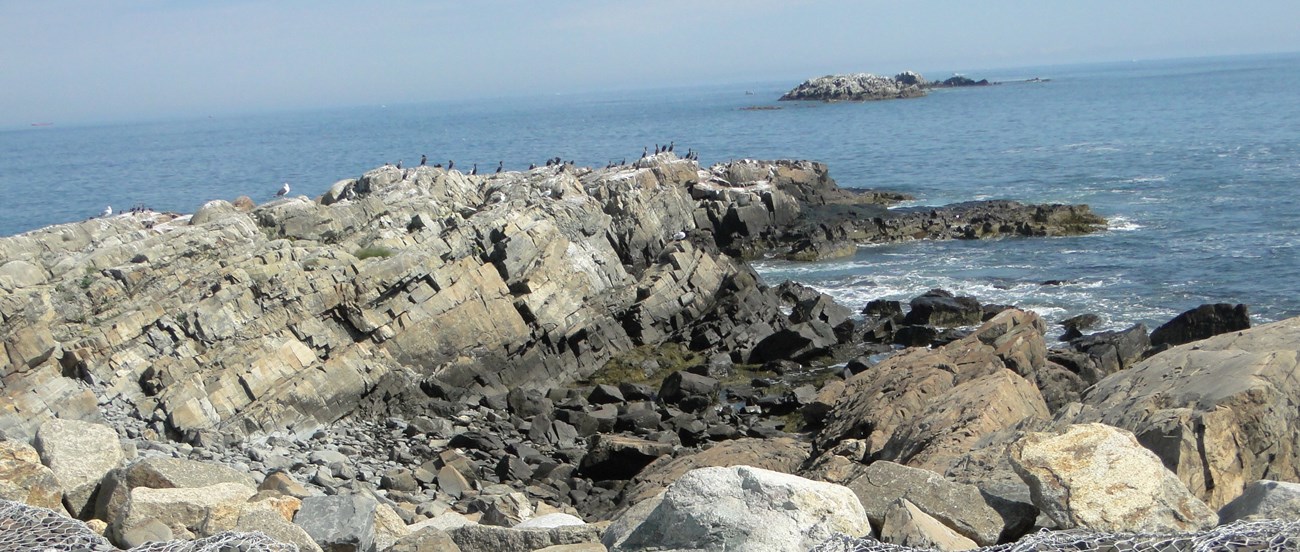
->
<box><xmin>30</xmin><ymin>122</ymin><xmax>53</xmax><ymax>127</ymax></box>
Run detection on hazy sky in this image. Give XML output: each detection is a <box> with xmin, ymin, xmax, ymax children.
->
<box><xmin>4</xmin><ymin>1</ymin><xmax>1299</xmax><ymax>125</ymax></box>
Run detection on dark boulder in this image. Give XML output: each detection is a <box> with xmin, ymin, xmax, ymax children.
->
<box><xmin>893</xmin><ymin>325</ymin><xmax>938</xmax><ymax>348</ymax></box>
<box><xmin>863</xmin><ymin>300</ymin><xmax>903</xmax><ymax>319</ymax></box>
<box><xmin>1059</xmin><ymin>313</ymin><xmax>1101</xmax><ymax>341</ymax></box>
<box><xmin>1069</xmin><ymin>324</ymin><xmax>1150</xmax><ymax>380</ymax></box>
<box><xmin>1150</xmin><ymin>303</ymin><xmax>1250</xmax><ymax>348</ymax></box>
<box><xmin>903</xmin><ymin>289</ymin><xmax>983</xmax><ymax>327</ymax></box>
<box><xmin>659</xmin><ymin>371</ymin><xmax>721</xmax><ymax>411</ymax></box>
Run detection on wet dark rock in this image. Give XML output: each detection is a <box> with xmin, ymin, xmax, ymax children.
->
<box><xmin>1059</xmin><ymin>313</ymin><xmax>1102</xmax><ymax>341</ymax></box>
<box><xmin>1150</xmin><ymin>303</ymin><xmax>1250</xmax><ymax>348</ymax></box>
<box><xmin>587</xmin><ymin>385</ymin><xmax>625</xmax><ymax>405</ymax></box>
<box><xmin>904</xmin><ymin>289</ymin><xmax>983</xmax><ymax>328</ymax></box>
<box><xmin>1069</xmin><ymin>324</ymin><xmax>1151</xmax><ymax>380</ymax></box>
<box><xmin>658</xmin><ymin>372</ymin><xmax>721</xmax><ymax>411</ymax></box>
<box><xmin>893</xmin><ymin>325</ymin><xmax>939</xmax><ymax>348</ymax></box>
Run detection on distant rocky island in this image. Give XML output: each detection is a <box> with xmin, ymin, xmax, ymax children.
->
<box><xmin>4</xmin><ymin>153</ymin><xmax>1300</xmax><ymax>551</ymax></box>
<box><xmin>780</xmin><ymin>71</ymin><xmax>994</xmax><ymax>102</ymax></box>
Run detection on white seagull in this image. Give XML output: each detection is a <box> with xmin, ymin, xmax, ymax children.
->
<box><xmin>276</xmin><ymin>182</ymin><xmax>291</xmax><ymax>197</ymax></box>
<box><xmin>101</xmin><ymin>205</ymin><xmax>112</xmax><ymax>217</ymax></box>
<box><xmin>671</xmin><ymin>231</ymin><xmax>687</xmax><ymax>241</ymax></box>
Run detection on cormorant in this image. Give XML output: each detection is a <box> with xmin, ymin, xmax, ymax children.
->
<box><xmin>470</xmin><ymin>163</ymin><xmax>477</xmax><ymax>176</ymax></box>
<box><xmin>496</xmin><ymin>161</ymin><xmax>503</xmax><ymax>174</ymax></box>
<box><xmin>420</xmin><ymin>155</ymin><xmax>427</xmax><ymax>166</ymax></box>
<box><xmin>668</xmin><ymin>141</ymin><xmax>674</xmax><ymax>152</ymax></box>
<box><xmin>529</xmin><ymin>163</ymin><xmax>536</xmax><ymax>170</ymax></box>
<box><xmin>448</xmin><ymin>160</ymin><xmax>454</xmax><ymax>170</ymax></box>
<box><xmin>396</xmin><ymin>160</ymin><xmax>402</xmax><ymax>170</ymax></box>
<box><xmin>642</xmin><ymin>147</ymin><xmax>648</xmax><ymax>158</ymax></box>
<box><xmin>277</xmin><ymin>182</ymin><xmax>290</xmax><ymax>197</ymax></box>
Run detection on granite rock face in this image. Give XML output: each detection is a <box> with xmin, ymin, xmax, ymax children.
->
<box><xmin>1073</xmin><ymin>316</ymin><xmax>1300</xmax><ymax>510</ymax></box>
<box><xmin>609</xmin><ymin>465</ymin><xmax>870</xmax><ymax>552</ymax></box>
<box><xmin>0</xmin><ymin>439</ymin><xmax>64</xmax><ymax>512</ymax></box>
<box><xmin>1008</xmin><ymin>423</ymin><xmax>1217</xmax><ymax>533</ymax></box>
<box><xmin>33</xmin><ymin>418</ymin><xmax>124</xmax><ymax>519</ymax></box>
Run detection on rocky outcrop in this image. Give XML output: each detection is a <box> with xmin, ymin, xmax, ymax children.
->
<box><xmin>1008</xmin><ymin>423</ymin><xmax>1217</xmax><ymax>533</ymax></box>
<box><xmin>780</xmin><ymin>72</ymin><xmax>928</xmax><ymax>102</ymax></box>
<box><xmin>1073</xmin><ymin>316</ymin><xmax>1300</xmax><ymax>510</ymax></box>
<box><xmin>608</xmin><ymin>465</ymin><xmax>871</xmax><ymax>552</ymax></box>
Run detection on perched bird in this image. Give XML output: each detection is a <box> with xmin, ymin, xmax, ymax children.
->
<box><xmin>396</xmin><ymin>160</ymin><xmax>402</xmax><ymax>170</ymax></box>
<box><xmin>642</xmin><ymin>147</ymin><xmax>648</xmax><ymax>158</ymax></box>
<box><xmin>276</xmin><ymin>182</ymin><xmax>290</xmax><ymax>197</ymax></box>
<box><xmin>448</xmin><ymin>160</ymin><xmax>455</xmax><ymax>170</ymax></box>
<box><xmin>420</xmin><ymin>154</ymin><xmax>427</xmax><ymax>166</ymax></box>
<box><xmin>470</xmin><ymin>163</ymin><xmax>478</xmax><ymax>176</ymax></box>
<box><xmin>529</xmin><ymin>163</ymin><xmax>536</xmax><ymax>170</ymax></box>
<box><xmin>101</xmin><ymin>205</ymin><xmax>112</xmax><ymax>217</ymax></box>
<box><xmin>495</xmin><ymin>160</ymin><xmax>503</xmax><ymax>174</ymax></box>
<box><xmin>671</xmin><ymin>231</ymin><xmax>687</xmax><ymax>240</ymax></box>
<box><xmin>668</xmin><ymin>141</ymin><xmax>674</xmax><ymax>153</ymax></box>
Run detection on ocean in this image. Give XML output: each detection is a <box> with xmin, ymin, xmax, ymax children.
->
<box><xmin>3</xmin><ymin>53</ymin><xmax>1298</xmax><ymax>332</ymax></box>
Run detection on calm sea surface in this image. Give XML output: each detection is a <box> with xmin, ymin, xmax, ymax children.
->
<box><xmin>3</xmin><ymin>53</ymin><xmax>1299</xmax><ymax>331</ymax></box>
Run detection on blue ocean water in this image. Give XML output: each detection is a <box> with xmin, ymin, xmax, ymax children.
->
<box><xmin>3</xmin><ymin>53</ymin><xmax>1298</xmax><ymax>331</ymax></box>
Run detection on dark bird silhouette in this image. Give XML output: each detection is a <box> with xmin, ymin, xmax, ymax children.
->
<box><xmin>495</xmin><ymin>161</ymin><xmax>503</xmax><ymax>174</ymax></box>
<box><xmin>276</xmin><ymin>182</ymin><xmax>290</xmax><ymax>197</ymax></box>
<box><xmin>448</xmin><ymin>160</ymin><xmax>454</xmax><ymax>170</ymax></box>
<box><xmin>642</xmin><ymin>147</ymin><xmax>648</xmax><ymax>158</ymax></box>
<box><xmin>668</xmin><ymin>141</ymin><xmax>674</xmax><ymax>152</ymax></box>
<box><xmin>470</xmin><ymin>163</ymin><xmax>478</xmax><ymax>176</ymax></box>
<box><xmin>420</xmin><ymin>154</ymin><xmax>427</xmax><ymax>166</ymax></box>
<box><xmin>434</xmin><ymin>163</ymin><xmax>443</xmax><ymax>168</ymax></box>
<box><xmin>396</xmin><ymin>160</ymin><xmax>402</xmax><ymax>170</ymax></box>
<box><xmin>620</xmin><ymin>158</ymin><xmax>626</xmax><ymax>166</ymax></box>
<box><xmin>529</xmin><ymin>163</ymin><xmax>536</xmax><ymax>170</ymax></box>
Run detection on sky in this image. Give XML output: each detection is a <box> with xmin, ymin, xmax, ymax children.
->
<box><xmin>3</xmin><ymin>0</ymin><xmax>1299</xmax><ymax>126</ymax></box>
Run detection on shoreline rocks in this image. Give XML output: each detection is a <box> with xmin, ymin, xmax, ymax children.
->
<box><xmin>5</xmin><ymin>151</ymin><xmax>1295</xmax><ymax>552</ymax></box>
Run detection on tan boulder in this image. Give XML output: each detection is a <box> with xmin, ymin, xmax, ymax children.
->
<box><xmin>113</xmin><ymin>481</ymin><xmax>257</xmax><ymax>542</ymax></box>
<box><xmin>1008</xmin><ymin>423</ymin><xmax>1216</xmax><ymax>533</ymax></box>
<box><xmin>819</xmin><ymin>309</ymin><xmax>1050</xmax><ymax>472</ymax></box>
<box><xmin>0</xmin><ymin>439</ymin><xmax>64</xmax><ymax>512</ymax></box>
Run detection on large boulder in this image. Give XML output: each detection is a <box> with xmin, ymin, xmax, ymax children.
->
<box><xmin>579</xmin><ymin>435</ymin><xmax>673</xmax><ymax>481</ymax></box>
<box><xmin>1008</xmin><ymin>423</ymin><xmax>1216</xmax><ymax>533</ymax></box>
<box><xmin>838</xmin><ymin>461</ymin><xmax>1006</xmax><ymax>546</ymax></box>
<box><xmin>903</xmin><ymin>289</ymin><xmax>982</xmax><ymax>328</ymax></box>
<box><xmin>617</xmin><ymin>437</ymin><xmax>810</xmax><ymax>512</ymax></box>
<box><xmin>1074</xmin><ymin>316</ymin><xmax>1300</xmax><ymax>510</ymax></box>
<box><xmin>33</xmin><ymin>418</ymin><xmax>124</xmax><ymax>518</ymax></box>
<box><xmin>608</xmin><ymin>465</ymin><xmax>871</xmax><ymax>552</ymax></box>
<box><xmin>112</xmin><ymin>481</ymin><xmax>257</xmax><ymax>543</ymax></box>
<box><xmin>1150</xmin><ymin>303</ymin><xmax>1250</xmax><ymax>347</ymax></box>
<box><xmin>818</xmin><ymin>309</ymin><xmax>1050</xmax><ymax>472</ymax></box>
<box><xmin>295</xmin><ymin>494</ymin><xmax>383</xmax><ymax>552</ymax></box>
<box><xmin>97</xmin><ymin>456</ymin><xmax>257</xmax><ymax>526</ymax></box>
<box><xmin>1218</xmin><ymin>480</ymin><xmax>1300</xmax><ymax>524</ymax></box>
<box><xmin>0</xmin><ymin>440</ymin><xmax>63</xmax><ymax>512</ymax></box>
